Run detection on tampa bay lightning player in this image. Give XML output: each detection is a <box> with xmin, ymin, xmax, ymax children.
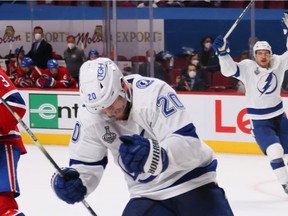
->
<box><xmin>212</xmin><ymin>13</ymin><xmax>288</xmax><ymax>194</ymax></box>
<box><xmin>51</xmin><ymin>57</ymin><xmax>233</xmax><ymax>215</ymax></box>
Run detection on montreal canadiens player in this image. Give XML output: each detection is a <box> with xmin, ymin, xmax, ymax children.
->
<box><xmin>51</xmin><ymin>57</ymin><xmax>234</xmax><ymax>215</ymax></box>
<box><xmin>0</xmin><ymin>68</ymin><xmax>26</xmax><ymax>215</ymax></box>
<box><xmin>212</xmin><ymin>13</ymin><xmax>288</xmax><ymax>194</ymax></box>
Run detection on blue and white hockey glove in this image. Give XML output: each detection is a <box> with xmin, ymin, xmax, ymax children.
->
<box><xmin>119</xmin><ymin>134</ymin><xmax>169</xmax><ymax>176</ymax></box>
<box><xmin>51</xmin><ymin>167</ymin><xmax>87</xmax><ymax>204</ymax></box>
<box><xmin>281</xmin><ymin>12</ymin><xmax>288</xmax><ymax>35</ymax></box>
<box><xmin>212</xmin><ymin>35</ymin><xmax>230</xmax><ymax>56</ymax></box>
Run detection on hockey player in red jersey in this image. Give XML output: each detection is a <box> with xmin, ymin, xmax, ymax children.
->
<box><xmin>5</xmin><ymin>48</ymin><xmax>26</xmax><ymax>82</ymax></box>
<box><xmin>0</xmin><ymin>68</ymin><xmax>26</xmax><ymax>215</ymax></box>
<box><xmin>14</xmin><ymin>57</ymin><xmax>42</xmax><ymax>88</ymax></box>
<box><xmin>36</xmin><ymin>59</ymin><xmax>77</xmax><ymax>88</ymax></box>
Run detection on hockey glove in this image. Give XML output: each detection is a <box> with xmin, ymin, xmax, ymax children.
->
<box><xmin>281</xmin><ymin>12</ymin><xmax>288</xmax><ymax>35</ymax></box>
<box><xmin>51</xmin><ymin>167</ymin><xmax>87</xmax><ymax>204</ymax></box>
<box><xmin>212</xmin><ymin>35</ymin><xmax>230</xmax><ymax>56</ymax></box>
<box><xmin>36</xmin><ymin>75</ymin><xmax>56</xmax><ymax>88</ymax></box>
<box><xmin>14</xmin><ymin>77</ymin><xmax>34</xmax><ymax>87</ymax></box>
<box><xmin>119</xmin><ymin>134</ymin><xmax>169</xmax><ymax>176</ymax></box>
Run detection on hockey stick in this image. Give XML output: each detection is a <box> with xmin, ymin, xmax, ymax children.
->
<box><xmin>0</xmin><ymin>96</ymin><xmax>98</xmax><ymax>216</ymax></box>
<box><xmin>34</xmin><ymin>65</ymin><xmax>43</xmax><ymax>76</ymax></box>
<box><xmin>223</xmin><ymin>0</ymin><xmax>255</xmax><ymax>40</ymax></box>
<box><xmin>16</xmin><ymin>46</ymin><xmax>23</xmax><ymax>72</ymax></box>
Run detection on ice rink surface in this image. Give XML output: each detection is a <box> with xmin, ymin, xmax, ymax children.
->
<box><xmin>17</xmin><ymin>145</ymin><xmax>288</xmax><ymax>216</ymax></box>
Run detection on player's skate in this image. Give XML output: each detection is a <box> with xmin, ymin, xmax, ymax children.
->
<box><xmin>2</xmin><ymin>209</ymin><xmax>25</xmax><ymax>216</ymax></box>
<box><xmin>282</xmin><ymin>183</ymin><xmax>288</xmax><ymax>194</ymax></box>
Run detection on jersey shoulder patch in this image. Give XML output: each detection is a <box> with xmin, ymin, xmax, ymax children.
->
<box><xmin>135</xmin><ymin>79</ymin><xmax>154</xmax><ymax>89</ymax></box>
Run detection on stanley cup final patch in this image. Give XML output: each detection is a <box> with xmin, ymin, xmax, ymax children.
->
<box><xmin>102</xmin><ymin>126</ymin><xmax>117</xmax><ymax>144</ymax></box>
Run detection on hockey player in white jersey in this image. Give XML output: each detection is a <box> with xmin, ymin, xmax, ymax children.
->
<box><xmin>212</xmin><ymin>13</ymin><xmax>288</xmax><ymax>194</ymax></box>
<box><xmin>51</xmin><ymin>57</ymin><xmax>234</xmax><ymax>215</ymax></box>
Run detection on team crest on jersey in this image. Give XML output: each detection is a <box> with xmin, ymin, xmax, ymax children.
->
<box><xmin>257</xmin><ymin>72</ymin><xmax>277</xmax><ymax>95</ymax></box>
<box><xmin>136</xmin><ymin>79</ymin><xmax>154</xmax><ymax>89</ymax></box>
<box><xmin>102</xmin><ymin>126</ymin><xmax>117</xmax><ymax>144</ymax></box>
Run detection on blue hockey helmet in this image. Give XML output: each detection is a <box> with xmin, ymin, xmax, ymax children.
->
<box><xmin>15</xmin><ymin>47</ymin><xmax>25</xmax><ymax>55</ymax></box>
<box><xmin>47</xmin><ymin>59</ymin><xmax>59</xmax><ymax>69</ymax></box>
<box><xmin>21</xmin><ymin>57</ymin><xmax>33</xmax><ymax>67</ymax></box>
<box><xmin>88</xmin><ymin>49</ymin><xmax>99</xmax><ymax>57</ymax></box>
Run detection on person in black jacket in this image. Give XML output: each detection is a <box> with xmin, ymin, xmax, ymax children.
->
<box><xmin>26</xmin><ymin>26</ymin><xmax>53</xmax><ymax>70</ymax></box>
<box><xmin>175</xmin><ymin>63</ymin><xmax>207</xmax><ymax>92</ymax></box>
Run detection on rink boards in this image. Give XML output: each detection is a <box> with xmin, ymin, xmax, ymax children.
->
<box><xmin>18</xmin><ymin>89</ymin><xmax>288</xmax><ymax>155</ymax></box>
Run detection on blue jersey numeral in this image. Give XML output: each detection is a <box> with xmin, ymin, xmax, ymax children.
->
<box><xmin>157</xmin><ymin>93</ymin><xmax>184</xmax><ymax>117</ymax></box>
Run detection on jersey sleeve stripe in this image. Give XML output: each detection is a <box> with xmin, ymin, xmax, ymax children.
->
<box><xmin>69</xmin><ymin>156</ymin><xmax>108</xmax><ymax>169</ymax></box>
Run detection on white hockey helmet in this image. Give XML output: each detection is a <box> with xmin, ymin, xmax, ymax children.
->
<box><xmin>79</xmin><ymin>57</ymin><xmax>125</xmax><ymax>113</ymax></box>
<box><xmin>253</xmin><ymin>41</ymin><xmax>272</xmax><ymax>57</ymax></box>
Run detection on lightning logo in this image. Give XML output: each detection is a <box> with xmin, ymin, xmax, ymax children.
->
<box><xmin>257</xmin><ymin>72</ymin><xmax>277</xmax><ymax>95</ymax></box>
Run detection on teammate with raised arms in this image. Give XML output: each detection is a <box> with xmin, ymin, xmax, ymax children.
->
<box><xmin>212</xmin><ymin>12</ymin><xmax>288</xmax><ymax>194</ymax></box>
<box><xmin>51</xmin><ymin>57</ymin><xmax>234</xmax><ymax>215</ymax></box>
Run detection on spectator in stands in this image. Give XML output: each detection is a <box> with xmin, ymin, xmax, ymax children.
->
<box><xmin>199</xmin><ymin>36</ymin><xmax>220</xmax><ymax>73</ymax></box>
<box><xmin>14</xmin><ymin>57</ymin><xmax>42</xmax><ymax>88</ymax></box>
<box><xmin>233</xmin><ymin>50</ymin><xmax>250</xmax><ymax>90</ymax></box>
<box><xmin>87</xmin><ymin>49</ymin><xmax>99</xmax><ymax>60</ymax></box>
<box><xmin>138</xmin><ymin>49</ymin><xmax>167</xmax><ymax>82</ymax></box>
<box><xmin>185</xmin><ymin>0</ymin><xmax>221</xmax><ymax>7</ymax></box>
<box><xmin>236</xmin><ymin>80</ymin><xmax>245</xmax><ymax>93</ymax></box>
<box><xmin>36</xmin><ymin>59</ymin><xmax>77</xmax><ymax>88</ymax></box>
<box><xmin>63</xmin><ymin>35</ymin><xmax>86</xmax><ymax>84</ymax></box>
<box><xmin>199</xmin><ymin>36</ymin><xmax>220</xmax><ymax>86</ymax></box>
<box><xmin>176</xmin><ymin>63</ymin><xmax>207</xmax><ymax>91</ymax></box>
<box><xmin>137</xmin><ymin>0</ymin><xmax>158</xmax><ymax>7</ymax></box>
<box><xmin>157</xmin><ymin>0</ymin><xmax>185</xmax><ymax>7</ymax></box>
<box><xmin>26</xmin><ymin>26</ymin><xmax>53</xmax><ymax>70</ymax></box>
<box><xmin>182</xmin><ymin>53</ymin><xmax>208</xmax><ymax>85</ymax></box>
<box><xmin>5</xmin><ymin>48</ymin><xmax>25</xmax><ymax>81</ymax></box>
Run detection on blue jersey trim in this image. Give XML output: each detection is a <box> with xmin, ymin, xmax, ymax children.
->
<box><xmin>6</xmin><ymin>92</ymin><xmax>26</xmax><ymax>106</ymax></box>
<box><xmin>173</xmin><ymin>123</ymin><xmax>199</xmax><ymax>139</ymax></box>
<box><xmin>0</xmin><ymin>134</ymin><xmax>22</xmax><ymax>140</ymax></box>
<box><xmin>247</xmin><ymin>102</ymin><xmax>283</xmax><ymax>115</ymax></box>
<box><xmin>69</xmin><ymin>156</ymin><xmax>108</xmax><ymax>169</ymax></box>
<box><xmin>233</xmin><ymin>65</ymin><xmax>240</xmax><ymax>78</ymax></box>
<box><xmin>160</xmin><ymin>159</ymin><xmax>217</xmax><ymax>191</ymax></box>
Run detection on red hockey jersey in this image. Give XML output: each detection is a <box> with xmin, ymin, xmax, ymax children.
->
<box><xmin>0</xmin><ymin>68</ymin><xmax>27</xmax><ymax>154</ymax></box>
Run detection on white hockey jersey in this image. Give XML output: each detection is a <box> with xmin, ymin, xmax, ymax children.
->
<box><xmin>69</xmin><ymin>75</ymin><xmax>216</xmax><ymax>200</ymax></box>
<box><xmin>218</xmin><ymin>50</ymin><xmax>288</xmax><ymax>120</ymax></box>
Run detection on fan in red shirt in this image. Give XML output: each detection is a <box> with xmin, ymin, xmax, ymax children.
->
<box><xmin>0</xmin><ymin>68</ymin><xmax>26</xmax><ymax>215</ymax></box>
<box><xmin>14</xmin><ymin>57</ymin><xmax>43</xmax><ymax>88</ymax></box>
<box><xmin>36</xmin><ymin>59</ymin><xmax>77</xmax><ymax>88</ymax></box>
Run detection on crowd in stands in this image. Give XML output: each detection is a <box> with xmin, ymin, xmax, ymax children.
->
<box><xmin>2</xmin><ymin>29</ymin><xmax>288</xmax><ymax>93</ymax></box>
<box><xmin>0</xmin><ymin>1</ymin><xmax>287</xmax><ymax>9</ymax></box>
<box><xmin>4</xmin><ymin>0</ymin><xmax>286</xmax><ymax>9</ymax></box>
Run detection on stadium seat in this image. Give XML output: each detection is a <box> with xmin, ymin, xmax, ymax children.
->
<box><xmin>169</xmin><ymin>68</ymin><xmax>182</xmax><ymax>87</ymax></box>
<box><xmin>130</xmin><ymin>55</ymin><xmax>147</xmax><ymax>62</ymax></box>
<box><xmin>267</xmin><ymin>1</ymin><xmax>286</xmax><ymax>9</ymax></box>
<box><xmin>117</xmin><ymin>55</ymin><xmax>128</xmax><ymax>61</ymax></box>
<box><xmin>173</xmin><ymin>56</ymin><xmax>187</xmax><ymax>69</ymax></box>
<box><xmin>207</xmin><ymin>70</ymin><xmax>235</xmax><ymax>91</ymax></box>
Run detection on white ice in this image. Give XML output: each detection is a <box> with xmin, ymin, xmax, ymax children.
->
<box><xmin>17</xmin><ymin>145</ymin><xmax>288</xmax><ymax>216</ymax></box>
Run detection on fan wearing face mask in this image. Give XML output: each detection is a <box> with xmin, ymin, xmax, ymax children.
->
<box><xmin>199</xmin><ymin>36</ymin><xmax>220</xmax><ymax>75</ymax></box>
<box><xmin>63</xmin><ymin>35</ymin><xmax>86</xmax><ymax>85</ymax></box>
<box><xmin>181</xmin><ymin>53</ymin><xmax>208</xmax><ymax>86</ymax></box>
<box><xmin>175</xmin><ymin>63</ymin><xmax>207</xmax><ymax>92</ymax></box>
<box><xmin>26</xmin><ymin>26</ymin><xmax>53</xmax><ymax>70</ymax></box>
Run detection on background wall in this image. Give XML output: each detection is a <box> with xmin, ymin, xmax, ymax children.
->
<box><xmin>18</xmin><ymin>90</ymin><xmax>288</xmax><ymax>155</ymax></box>
<box><xmin>0</xmin><ymin>3</ymin><xmax>286</xmax><ymax>58</ymax></box>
